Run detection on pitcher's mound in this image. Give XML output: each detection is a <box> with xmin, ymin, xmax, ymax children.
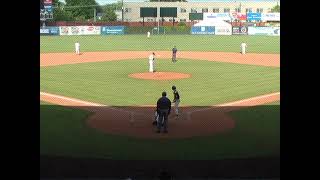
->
<box><xmin>129</xmin><ymin>72</ymin><xmax>191</xmax><ymax>80</ymax></box>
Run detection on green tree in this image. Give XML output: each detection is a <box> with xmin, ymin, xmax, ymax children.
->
<box><xmin>150</xmin><ymin>0</ymin><xmax>187</xmax><ymax>2</ymax></box>
<box><xmin>100</xmin><ymin>7</ymin><xmax>117</xmax><ymax>21</ymax></box>
<box><xmin>65</xmin><ymin>0</ymin><xmax>100</xmax><ymax>20</ymax></box>
<box><xmin>107</xmin><ymin>1</ymin><xmax>123</xmax><ymax>11</ymax></box>
<box><xmin>51</xmin><ymin>0</ymin><xmax>74</xmax><ymax>21</ymax></box>
<box><xmin>271</xmin><ymin>5</ymin><xmax>280</xmax><ymax>12</ymax></box>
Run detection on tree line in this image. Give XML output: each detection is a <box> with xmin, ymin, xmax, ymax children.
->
<box><xmin>46</xmin><ymin>0</ymin><xmax>279</xmax><ymax>22</ymax></box>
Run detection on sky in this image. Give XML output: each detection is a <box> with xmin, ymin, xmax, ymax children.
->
<box><xmin>60</xmin><ymin>0</ymin><xmax>279</xmax><ymax>5</ymax></box>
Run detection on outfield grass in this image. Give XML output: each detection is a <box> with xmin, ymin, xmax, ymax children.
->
<box><xmin>40</xmin><ymin>35</ymin><xmax>280</xmax><ymax>54</ymax></box>
<box><xmin>40</xmin><ymin>101</ymin><xmax>279</xmax><ymax>160</ymax></box>
<box><xmin>40</xmin><ymin>59</ymin><xmax>280</xmax><ymax>106</ymax></box>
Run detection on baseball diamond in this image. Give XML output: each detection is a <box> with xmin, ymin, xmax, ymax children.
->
<box><xmin>40</xmin><ymin>1</ymin><xmax>280</xmax><ymax>178</ymax></box>
<box><xmin>40</xmin><ymin>27</ymin><xmax>280</xmax><ymax>162</ymax></box>
<box><xmin>41</xmin><ymin>34</ymin><xmax>279</xmax><ymax>160</ymax></box>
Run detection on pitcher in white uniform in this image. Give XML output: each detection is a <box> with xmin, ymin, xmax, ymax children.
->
<box><xmin>75</xmin><ymin>42</ymin><xmax>80</xmax><ymax>55</ymax></box>
<box><xmin>240</xmin><ymin>42</ymin><xmax>247</xmax><ymax>55</ymax></box>
<box><xmin>149</xmin><ymin>52</ymin><xmax>155</xmax><ymax>72</ymax></box>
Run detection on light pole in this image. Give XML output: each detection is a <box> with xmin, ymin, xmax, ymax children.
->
<box><xmin>94</xmin><ymin>8</ymin><xmax>96</xmax><ymax>22</ymax></box>
<box><xmin>122</xmin><ymin>0</ymin><xmax>124</xmax><ymax>23</ymax></box>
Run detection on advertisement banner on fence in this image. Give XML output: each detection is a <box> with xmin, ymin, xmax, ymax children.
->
<box><xmin>272</xmin><ymin>27</ymin><xmax>280</xmax><ymax>36</ymax></box>
<box><xmin>261</xmin><ymin>13</ymin><xmax>280</xmax><ymax>21</ymax></box>
<box><xmin>215</xmin><ymin>26</ymin><xmax>232</xmax><ymax>35</ymax></box>
<box><xmin>101</xmin><ymin>26</ymin><xmax>125</xmax><ymax>35</ymax></box>
<box><xmin>59</xmin><ymin>26</ymin><xmax>70</xmax><ymax>35</ymax></box>
<box><xmin>203</xmin><ymin>13</ymin><xmax>231</xmax><ymax>21</ymax></box>
<box><xmin>248</xmin><ymin>26</ymin><xmax>279</xmax><ymax>35</ymax></box>
<box><xmin>83</xmin><ymin>26</ymin><xmax>101</xmax><ymax>35</ymax></box>
<box><xmin>191</xmin><ymin>26</ymin><xmax>215</xmax><ymax>34</ymax></box>
<box><xmin>237</xmin><ymin>13</ymin><xmax>247</xmax><ymax>21</ymax></box>
<box><xmin>40</xmin><ymin>27</ymin><xmax>59</xmax><ymax>35</ymax></box>
<box><xmin>247</xmin><ymin>13</ymin><xmax>262</xmax><ymax>21</ymax></box>
<box><xmin>231</xmin><ymin>12</ymin><xmax>247</xmax><ymax>21</ymax></box>
<box><xmin>232</xmin><ymin>26</ymin><xmax>248</xmax><ymax>35</ymax></box>
<box><xmin>59</xmin><ymin>26</ymin><xmax>101</xmax><ymax>35</ymax></box>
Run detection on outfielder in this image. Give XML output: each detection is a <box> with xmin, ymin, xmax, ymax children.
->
<box><xmin>149</xmin><ymin>52</ymin><xmax>155</xmax><ymax>72</ymax></box>
<box><xmin>147</xmin><ymin>31</ymin><xmax>151</xmax><ymax>38</ymax></box>
<box><xmin>172</xmin><ymin>86</ymin><xmax>180</xmax><ymax>117</ymax></box>
<box><xmin>240</xmin><ymin>42</ymin><xmax>247</xmax><ymax>55</ymax></box>
<box><xmin>75</xmin><ymin>42</ymin><xmax>80</xmax><ymax>55</ymax></box>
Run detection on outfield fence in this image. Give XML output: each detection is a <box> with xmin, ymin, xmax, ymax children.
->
<box><xmin>40</xmin><ymin>25</ymin><xmax>279</xmax><ymax>36</ymax></box>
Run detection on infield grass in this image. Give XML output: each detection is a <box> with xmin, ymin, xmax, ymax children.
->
<box><xmin>40</xmin><ymin>58</ymin><xmax>279</xmax><ymax>106</ymax></box>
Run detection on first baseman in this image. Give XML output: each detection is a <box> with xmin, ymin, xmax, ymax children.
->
<box><xmin>172</xmin><ymin>85</ymin><xmax>180</xmax><ymax>117</ymax></box>
<box><xmin>240</xmin><ymin>42</ymin><xmax>247</xmax><ymax>55</ymax></box>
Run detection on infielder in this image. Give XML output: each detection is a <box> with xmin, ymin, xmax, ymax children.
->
<box><xmin>149</xmin><ymin>52</ymin><xmax>155</xmax><ymax>73</ymax></box>
<box><xmin>240</xmin><ymin>42</ymin><xmax>247</xmax><ymax>55</ymax></box>
<box><xmin>172</xmin><ymin>46</ymin><xmax>177</xmax><ymax>63</ymax></box>
<box><xmin>75</xmin><ymin>42</ymin><xmax>80</xmax><ymax>55</ymax></box>
<box><xmin>172</xmin><ymin>86</ymin><xmax>180</xmax><ymax>117</ymax></box>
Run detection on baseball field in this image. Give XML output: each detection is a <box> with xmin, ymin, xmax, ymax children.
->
<box><xmin>40</xmin><ymin>34</ymin><xmax>280</xmax><ymax>160</ymax></box>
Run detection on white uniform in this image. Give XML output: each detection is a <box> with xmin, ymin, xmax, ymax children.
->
<box><xmin>75</xmin><ymin>42</ymin><xmax>80</xmax><ymax>55</ymax></box>
<box><xmin>147</xmin><ymin>31</ymin><xmax>150</xmax><ymax>38</ymax></box>
<box><xmin>241</xmin><ymin>43</ymin><xmax>247</xmax><ymax>54</ymax></box>
<box><xmin>149</xmin><ymin>54</ymin><xmax>155</xmax><ymax>72</ymax></box>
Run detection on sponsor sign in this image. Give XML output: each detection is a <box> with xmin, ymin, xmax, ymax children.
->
<box><xmin>231</xmin><ymin>12</ymin><xmax>247</xmax><ymax>21</ymax></box>
<box><xmin>191</xmin><ymin>26</ymin><xmax>215</xmax><ymax>34</ymax></box>
<box><xmin>101</xmin><ymin>26</ymin><xmax>125</xmax><ymax>35</ymax></box>
<box><xmin>44</xmin><ymin>5</ymin><xmax>52</xmax><ymax>13</ymax></box>
<box><xmin>272</xmin><ymin>27</ymin><xmax>280</xmax><ymax>36</ymax></box>
<box><xmin>43</xmin><ymin>0</ymin><xmax>52</xmax><ymax>5</ymax></box>
<box><xmin>261</xmin><ymin>13</ymin><xmax>280</xmax><ymax>21</ymax></box>
<box><xmin>248</xmin><ymin>26</ymin><xmax>280</xmax><ymax>36</ymax></box>
<box><xmin>203</xmin><ymin>13</ymin><xmax>231</xmax><ymax>21</ymax></box>
<box><xmin>247</xmin><ymin>13</ymin><xmax>262</xmax><ymax>21</ymax></box>
<box><xmin>232</xmin><ymin>26</ymin><xmax>248</xmax><ymax>35</ymax></box>
<box><xmin>59</xmin><ymin>26</ymin><xmax>101</xmax><ymax>35</ymax></box>
<box><xmin>215</xmin><ymin>26</ymin><xmax>232</xmax><ymax>35</ymax></box>
<box><xmin>40</xmin><ymin>26</ymin><xmax>59</xmax><ymax>35</ymax></box>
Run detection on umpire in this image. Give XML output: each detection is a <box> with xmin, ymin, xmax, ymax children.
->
<box><xmin>156</xmin><ymin>92</ymin><xmax>172</xmax><ymax>133</ymax></box>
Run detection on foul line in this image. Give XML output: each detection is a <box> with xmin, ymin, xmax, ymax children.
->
<box><xmin>40</xmin><ymin>92</ymin><xmax>149</xmax><ymax>122</ymax></box>
<box><xmin>186</xmin><ymin>92</ymin><xmax>280</xmax><ymax>120</ymax></box>
<box><xmin>217</xmin><ymin>92</ymin><xmax>280</xmax><ymax>107</ymax></box>
<box><xmin>40</xmin><ymin>91</ymin><xmax>280</xmax><ymax>122</ymax></box>
<box><xmin>40</xmin><ymin>92</ymin><xmax>104</xmax><ymax>106</ymax></box>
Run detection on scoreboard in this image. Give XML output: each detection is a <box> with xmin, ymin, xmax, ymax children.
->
<box><xmin>40</xmin><ymin>0</ymin><xmax>53</xmax><ymax>20</ymax></box>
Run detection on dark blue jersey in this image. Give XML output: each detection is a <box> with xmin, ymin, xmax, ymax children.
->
<box><xmin>157</xmin><ymin>96</ymin><xmax>172</xmax><ymax>113</ymax></box>
<box><xmin>172</xmin><ymin>47</ymin><xmax>177</xmax><ymax>54</ymax></box>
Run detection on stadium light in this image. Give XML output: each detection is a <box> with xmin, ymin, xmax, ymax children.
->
<box><xmin>122</xmin><ymin>0</ymin><xmax>124</xmax><ymax>23</ymax></box>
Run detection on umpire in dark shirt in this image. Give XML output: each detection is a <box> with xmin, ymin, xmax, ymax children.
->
<box><xmin>156</xmin><ymin>92</ymin><xmax>171</xmax><ymax>133</ymax></box>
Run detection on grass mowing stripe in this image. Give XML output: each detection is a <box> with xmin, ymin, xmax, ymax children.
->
<box><xmin>41</xmin><ymin>35</ymin><xmax>280</xmax><ymax>54</ymax></box>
